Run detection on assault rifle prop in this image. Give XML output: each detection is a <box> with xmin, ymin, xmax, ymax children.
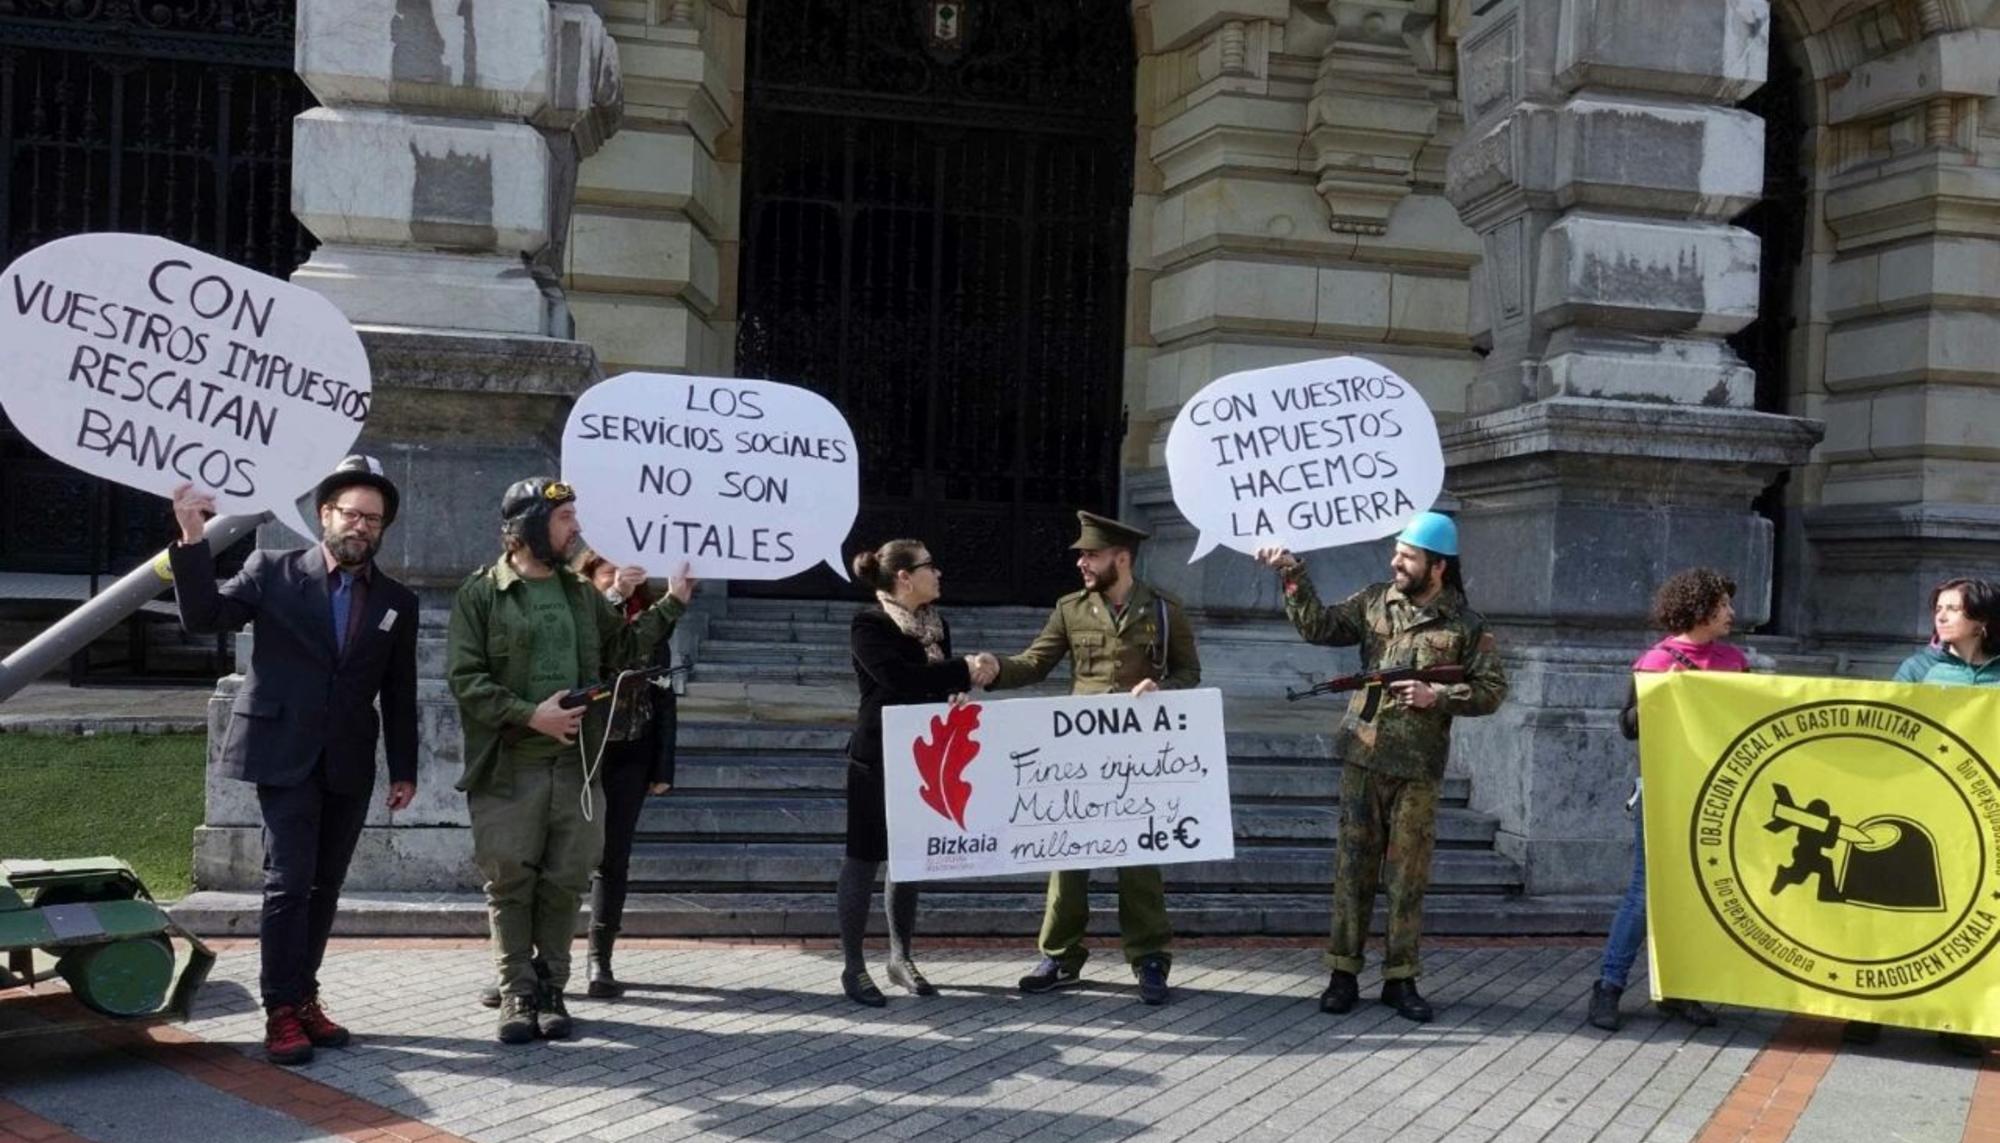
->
<box><xmin>1285</xmin><ymin>664</ymin><xmax>1467</xmax><ymax>721</ymax></box>
<box><xmin>501</xmin><ymin>663</ymin><xmax>687</xmax><ymax>743</ymax></box>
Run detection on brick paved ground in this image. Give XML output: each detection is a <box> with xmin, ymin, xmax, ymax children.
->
<box><xmin>2</xmin><ymin>940</ymin><xmax>1992</xmax><ymax>1143</ymax></box>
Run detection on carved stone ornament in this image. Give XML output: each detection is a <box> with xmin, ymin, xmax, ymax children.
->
<box><xmin>1305</xmin><ymin>0</ymin><xmax>1442</xmax><ymax>234</ymax></box>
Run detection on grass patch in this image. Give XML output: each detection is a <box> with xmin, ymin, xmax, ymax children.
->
<box><xmin>0</xmin><ymin>733</ymin><xmax>207</xmax><ymax>899</ymax></box>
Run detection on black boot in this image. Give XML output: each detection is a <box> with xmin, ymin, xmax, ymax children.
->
<box><xmin>586</xmin><ymin>925</ymin><xmax>623</xmax><ymax>999</ymax></box>
<box><xmin>1380</xmin><ymin>978</ymin><xmax>1434</xmax><ymax>1023</ymax></box>
<box><xmin>1588</xmin><ymin>982</ymin><xmax>1623</xmax><ymax>1032</ymax></box>
<box><xmin>1319</xmin><ymin>970</ymin><xmax>1358</xmax><ymax>1014</ymax></box>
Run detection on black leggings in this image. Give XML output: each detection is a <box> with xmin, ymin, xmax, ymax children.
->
<box><xmin>591</xmin><ymin>735</ymin><xmax>654</xmax><ymax>933</ymax></box>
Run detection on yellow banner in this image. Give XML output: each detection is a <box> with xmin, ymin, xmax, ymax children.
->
<box><xmin>1640</xmin><ymin>672</ymin><xmax>2000</xmax><ymax>1036</ymax></box>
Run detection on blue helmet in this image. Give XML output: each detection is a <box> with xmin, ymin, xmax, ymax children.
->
<box><xmin>1396</xmin><ymin>511</ymin><xmax>1458</xmax><ymax>557</ymax></box>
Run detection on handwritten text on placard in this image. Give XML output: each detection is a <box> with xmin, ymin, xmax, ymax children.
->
<box><xmin>1165</xmin><ymin>356</ymin><xmax>1444</xmax><ymax>561</ymax></box>
<box><xmin>563</xmin><ymin>372</ymin><xmax>859</xmax><ymax>580</ymax></box>
<box><xmin>883</xmin><ymin>689</ymin><xmax>1233</xmax><ymax>883</ymax></box>
<box><xmin>0</xmin><ymin>233</ymin><xmax>371</xmax><ymax>539</ymax></box>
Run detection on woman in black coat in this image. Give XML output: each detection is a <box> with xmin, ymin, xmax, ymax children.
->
<box><xmin>841</xmin><ymin>538</ymin><xmax>995</xmax><ymax>1006</ymax></box>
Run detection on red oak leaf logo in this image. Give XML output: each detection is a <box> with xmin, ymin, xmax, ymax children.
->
<box><xmin>912</xmin><ymin>702</ymin><xmax>981</xmax><ymax>830</ymax></box>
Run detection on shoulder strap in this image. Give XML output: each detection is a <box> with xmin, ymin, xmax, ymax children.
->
<box><xmin>1663</xmin><ymin>644</ymin><xmax>1701</xmax><ymax>671</ymax></box>
<box><xmin>1152</xmin><ymin>597</ymin><xmax>1170</xmax><ymax>676</ymax></box>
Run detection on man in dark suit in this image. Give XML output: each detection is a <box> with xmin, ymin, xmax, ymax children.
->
<box><xmin>170</xmin><ymin>455</ymin><xmax>419</xmax><ymax>1066</ymax></box>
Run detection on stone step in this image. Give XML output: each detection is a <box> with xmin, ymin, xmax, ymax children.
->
<box><xmin>175</xmin><ymin>889</ymin><xmax>1610</xmax><ymax>939</ymax></box>
<box><xmin>636</xmin><ymin>795</ymin><xmax>1498</xmax><ymax>845</ymax></box>
<box><xmin>715</xmin><ymin>601</ymin><xmax>1050</xmax><ymax>625</ymax></box>
<box><xmin>668</xmin><ymin>754</ymin><xmax>1472</xmax><ymax>805</ymax></box>
<box><xmin>620</xmin><ymin>841</ymin><xmax>1521</xmax><ymax>892</ymax></box>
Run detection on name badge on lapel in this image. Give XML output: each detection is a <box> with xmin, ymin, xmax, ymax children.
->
<box><xmin>379</xmin><ymin>608</ymin><xmax>398</xmax><ymax>632</ymax></box>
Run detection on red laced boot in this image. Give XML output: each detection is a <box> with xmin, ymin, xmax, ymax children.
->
<box><xmin>296</xmin><ymin>994</ymin><xmax>351</xmax><ymax>1048</ymax></box>
<box><xmin>264</xmin><ymin>1005</ymin><xmax>315</xmax><ymax>1065</ymax></box>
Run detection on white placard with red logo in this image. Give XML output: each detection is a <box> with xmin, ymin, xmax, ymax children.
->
<box><xmin>882</xmin><ymin>688</ymin><xmax>1233</xmax><ymax>883</ymax></box>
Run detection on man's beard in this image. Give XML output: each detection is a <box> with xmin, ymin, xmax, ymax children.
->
<box><xmin>324</xmin><ymin>529</ymin><xmax>378</xmax><ymax>568</ymax></box>
<box><xmin>1084</xmin><ymin>561</ymin><xmax>1123</xmax><ymax>594</ymax></box>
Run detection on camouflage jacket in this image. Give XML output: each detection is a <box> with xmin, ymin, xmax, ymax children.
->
<box><xmin>1280</xmin><ymin>569</ymin><xmax>1507</xmax><ymax>781</ymax></box>
<box><xmin>992</xmin><ymin>581</ymin><xmax>1201</xmax><ymax>696</ymax></box>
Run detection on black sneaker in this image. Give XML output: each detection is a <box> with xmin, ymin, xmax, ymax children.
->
<box><xmin>1018</xmin><ymin>957</ymin><xmax>1082</xmax><ymax>994</ymax></box>
<box><xmin>1319</xmin><ymin>970</ymin><xmax>1358</xmax><ymax>1014</ymax></box>
<box><xmin>1588</xmin><ymin>982</ymin><xmax>1623</xmax><ymax>1031</ymax></box>
<box><xmin>537</xmin><ymin>988</ymin><xmax>574</xmax><ymax>1040</ymax></box>
<box><xmin>1135</xmin><ymin>958</ymin><xmax>1170</xmax><ymax>1006</ymax></box>
<box><xmin>496</xmin><ymin>993</ymin><xmax>537</xmax><ymax>1045</ymax></box>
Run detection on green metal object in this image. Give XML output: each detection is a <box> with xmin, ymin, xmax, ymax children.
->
<box><xmin>0</xmin><ymin>857</ymin><xmax>214</xmax><ymax>1037</ymax></box>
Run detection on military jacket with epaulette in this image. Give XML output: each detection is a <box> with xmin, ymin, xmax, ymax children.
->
<box><xmin>993</xmin><ymin>581</ymin><xmax>1201</xmax><ymax>696</ymax></box>
<box><xmin>1280</xmin><ymin>570</ymin><xmax>1507</xmax><ymax>782</ymax></box>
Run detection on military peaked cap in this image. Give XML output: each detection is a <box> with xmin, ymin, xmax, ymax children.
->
<box><xmin>1071</xmin><ymin>510</ymin><xmax>1149</xmax><ymax>551</ymax></box>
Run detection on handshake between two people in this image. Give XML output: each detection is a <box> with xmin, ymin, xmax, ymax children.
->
<box><xmin>949</xmin><ymin>652</ymin><xmax>1161</xmax><ymax>706</ymax></box>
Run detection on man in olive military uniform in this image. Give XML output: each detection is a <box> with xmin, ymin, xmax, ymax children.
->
<box><xmin>978</xmin><ymin>510</ymin><xmax>1200</xmax><ymax>1005</ymax></box>
<box><xmin>1254</xmin><ymin>511</ymin><xmax>1507</xmax><ymax>1022</ymax></box>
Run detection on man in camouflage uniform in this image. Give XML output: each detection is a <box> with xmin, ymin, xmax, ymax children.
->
<box><xmin>980</xmin><ymin>510</ymin><xmax>1201</xmax><ymax>1005</ymax></box>
<box><xmin>1255</xmin><ymin>511</ymin><xmax>1507</xmax><ymax>1022</ymax></box>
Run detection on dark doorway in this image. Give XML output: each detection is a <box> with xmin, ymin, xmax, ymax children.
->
<box><xmin>735</xmin><ymin>1</ymin><xmax>1136</xmax><ymax>604</ymax></box>
<box><xmin>1730</xmin><ymin>18</ymin><xmax>1810</xmax><ymax>633</ymax></box>
<box><xmin>0</xmin><ymin>1</ymin><xmax>313</xmax><ymax>575</ymax></box>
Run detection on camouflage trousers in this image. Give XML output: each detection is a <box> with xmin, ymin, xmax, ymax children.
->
<box><xmin>1326</xmin><ymin>764</ymin><xmax>1440</xmax><ymax>981</ymax></box>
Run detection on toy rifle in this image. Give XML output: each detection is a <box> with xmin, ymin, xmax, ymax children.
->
<box><xmin>501</xmin><ymin>664</ymin><xmax>687</xmax><ymax>743</ymax></box>
<box><xmin>1285</xmin><ymin>664</ymin><xmax>1466</xmax><ymax>721</ymax></box>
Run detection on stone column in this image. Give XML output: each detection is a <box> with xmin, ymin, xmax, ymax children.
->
<box><xmin>1128</xmin><ymin>1</ymin><xmax>1482</xmax><ymax>629</ymax></box>
<box><xmin>1797</xmin><ymin>12</ymin><xmax>2000</xmax><ymax>653</ymax></box>
<box><xmin>565</xmin><ymin>0</ymin><xmax>737</xmax><ymax>377</ymax></box>
<box><xmin>190</xmin><ymin>1</ymin><xmax>626</xmax><ymax>901</ymax></box>
<box><xmin>1440</xmin><ymin>0</ymin><xmax>1820</xmax><ymax>893</ymax></box>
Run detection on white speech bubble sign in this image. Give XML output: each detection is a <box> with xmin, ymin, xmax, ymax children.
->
<box><xmin>563</xmin><ymin>372</ymin><xmax>859</xmax><ymax>581</ymax></box>
<box><xmin>0</xmin><ymin>233</ymin><xmax>371</xmax><ymax>540</ymax></box>
<box><xmin>1165</xmin><ymin>356</ymin><xmax>1444</xmax><ymax>561</ymax></box>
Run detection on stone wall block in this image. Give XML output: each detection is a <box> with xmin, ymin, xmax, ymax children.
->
<box><xmin>1825</xmin><ymin>311</ymin><xmax>2000</xmax><ymax>389</ymax></box>
<box><xmin>293</xmin><ymin>108</ymin><xmax>553</xmax><ymax>253</ymax></box>
<box><xmin>535</xmin><ymin>3</ymin><xmax>625</xmax><ymax>156</ymax></box>
<box><xmin>1533</xmin><ymin>215</ymin><xmax>1760</xmax><ymax>336</ymax></box>
<box><xmin>1553</xmin><ymin>0</ymin><xmax>1768</xmax><ymax>102</ymax></box>
<box><xmin>566</xmin><ymin>210</ymin><xmax>719</xmax><ymax>310</ymax></box>
<box><xmin>290</xmin><ymin>246</ymin><xmax>549</xmax><ymax>335</ymax></box>
<box><xmin>1554</xmin><ymin>99</ymin><xmax>1763</xmax><ymax>217</ymax></box>
<box><xmin>297</xmin><ymin>0</ymin><xmax>555</xmax><ymax>118</ymax></box>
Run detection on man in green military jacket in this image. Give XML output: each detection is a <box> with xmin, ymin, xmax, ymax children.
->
<box><xmin>1254</xmin><ymin>511</ymin><xmax>1507</xmax><ymax>1023</ymax></box>
<box><xmin>446</xmin><ymin>477</ymin><xmax>692</xmax><ymax>1045</ymax></box>
<box><xmin>979</xmin><ymin>510</ymin><xmax>1201</xmax><ymax>1005</ymax></box>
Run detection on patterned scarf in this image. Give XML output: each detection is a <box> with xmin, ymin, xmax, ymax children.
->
<box><xmin>876</xmin><ymin>591</ymin><xmax>946</xmax><ymax>664</ymax></box>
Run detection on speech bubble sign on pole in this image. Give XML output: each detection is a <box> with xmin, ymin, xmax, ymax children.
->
<box><xmin>1165</xmin><ymin>356</ymin><xmax>1444</xmax><ymax>561</ymax></box>
<box><xmin>563</xmin><ymin>372</ymin><xmax>859</xmax><ymax>581</ymax></box>
<box><xmin>0</xmin><ymin>232</ymin><xmax>371</xmax><ymax>540</ymax></box>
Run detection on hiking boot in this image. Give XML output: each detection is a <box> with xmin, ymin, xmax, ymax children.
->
<box><xmin>841</xmin><ymin>969</ymin><xmax>886</xmax><ymax>1008</ymax></box>
<box><xmin>263</xmin><ymin>1005</ymin><xmax>315</xmax><ymax>1066</ymax></box>
<box><xmin>1380</xmin><ymin>978</ymin><xmax>1434</xmax><ymax>1023</ymax></box>
<box><xmin>1656</xmin><ymin>997</ymin><xmax>1717</xmax><ymax>1027</ymax></box>
<box><xmin>1587</xmin><ymin>982</ymin><xmax>1623</xmax><ymax>1032</ymax></box>
<box><xmin>1319</xmin><ymin>970</ymin><xmax>1358</xmax><ymax>1014</ymax></box>
<box><xmin>1136</xmin><ymin>958</ymin><xmax>1171</xmax><ymax>1006</ymax></box>
<box><xmin>536</xmin><ymin>988</ymin><xmax>574</xmax><ymax>1040</ymax></box>
<box><xmin>295</xmin><ymin>994</ymin><xmax>351</xmax><ymax>1048</ymax></box>
<box><xmin>496</xmin><ymin>992</ymin><xmax>537</xmax><ymax>1045</ymax></box>
<box><xmin>886</xmin><ymin>959</ymin><xmax>936</xmax><ymax>996</ymax></box>
<box><xmin>1018</xmin><ymin>957</ymin><xmax>1082</xmax><ymax>994</ymax></box>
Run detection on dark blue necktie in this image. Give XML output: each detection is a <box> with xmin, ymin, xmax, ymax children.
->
<box><xmin>330</xmin><ymin>572</ymin><xmax>353</xmax><ymax>655</ymax></box>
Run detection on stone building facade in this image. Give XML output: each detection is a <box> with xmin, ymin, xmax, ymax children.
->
<box><xmin>137</xmin><ymin>0</ymin><xmax>1994</xmax><ymax>904</ymax></box>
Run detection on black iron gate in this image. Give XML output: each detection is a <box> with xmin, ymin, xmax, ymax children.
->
<box><xmin>735</xmin><ymin>1</ymin><xmax>1135</xmax><ymax>604</ymax></box>
<box><xmin>0</xmin><ymin>0</ymin><xmax>312</xmax><ymax>574</ymax></box>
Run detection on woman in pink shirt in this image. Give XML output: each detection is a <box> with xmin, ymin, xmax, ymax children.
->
<box><xmin>1589</xmin><ymin>568</ymin><xmax>1748</xmax><ymax>1032</ymax></box>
